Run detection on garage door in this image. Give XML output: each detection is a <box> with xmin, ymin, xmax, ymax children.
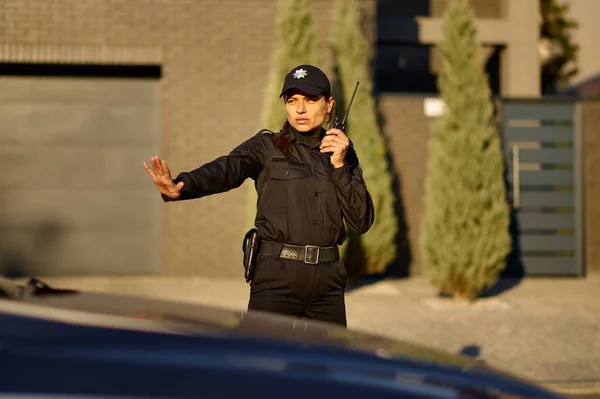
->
<box><xmin>0</xmin><ymin>75</ymin><xmax>161</xmax><ymax>276</ymax></box>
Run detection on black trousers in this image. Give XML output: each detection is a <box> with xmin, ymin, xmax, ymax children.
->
<box><xmin>247</xmin><ymin>254</ymin><xmax>348</xmax><ymax>327</ymax></box>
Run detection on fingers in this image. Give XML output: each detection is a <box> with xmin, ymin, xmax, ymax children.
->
<box><xmin>143</xmin><ymin>156</ymin><xmax>181</xmax><ymax>197</ymax></box>
<box><xmin>320</xmin><ymin>145</ymin><xmax>345</xmax><ymax>155</ymax></box>
<box><xmin>323</xmin><ymin>129</ymin><xmax>349</xmax><ymax>144</ymax></box>
<box><xmin>326</xmin><ymin>128</ymin><xmax>346</xmax><ymax>137</ymax></box>
<box><xmin>321</xmin><ymin>135</ymin><xmax>348</xmax><ymax>147</ymax></box>
<box><xmin>161</xmin><ymin>159</ymin><xmax>172</xmax><ymax>177</ymax></box>
<box><xmin>146</xmin><ymin>156</ymin><xmax>172</xmax><ymax>179</ymax></box>
<box><xmin>142</xmin><ymin>162</ymin><xmax>157</xmax><ymax>180</ymax></box>
<box><xmin>145</xmin><ymin>155</ymin><xmax>175</xmax><ymax>186</ymax></box>
<box><xmin>320</xmin><ymin>133</ymin><xmax>349</xmax><ymax>156</ymax></box>
<box><xmin>151</xmin><ymin>156</ymin><xmax>160</xmax><ymax>171</ymax></box>
<box><xmin>152</xmin><ymin>156</ymin><xmax>167</xmax><ymax>177</ymax></box>
<box><xmin>320</xmin><ymin>143</ymin><xmax>347</xmax><ymax>155</ymax></box>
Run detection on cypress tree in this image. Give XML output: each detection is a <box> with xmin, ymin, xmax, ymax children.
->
<box><xmin>330</xmin><ymin>0</ymin><xmax>398</xmax><ymax>274</ymax></box>
<box><xmin>419</xmin><ymin>0</ymin><xmax>511</xmax><ymax>300</ymax></box>
<box><xmin>540</xmin><ymin>0</ymin><xmax>579</xmax><ymax>94</ymax></box>
<box><xmin>261</xmin><ymin>0</ymin><xmax>323</xmax><ymax>132</ymax></box>
<box><xmin>246</xmin><ymin>0</ymin><xmax>323</xmax><ymax>229</ymax></box>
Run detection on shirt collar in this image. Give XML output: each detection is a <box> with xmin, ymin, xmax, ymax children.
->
<box><xmin>286</xmin><ymin>124</ymin><xmax>325</xmax><ymax>148</ymax></box>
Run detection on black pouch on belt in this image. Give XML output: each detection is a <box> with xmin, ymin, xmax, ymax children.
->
<box><xmin>242</xmin><ymin>228</ymin><xmax>261</xmax><ymax>283</ymax></box>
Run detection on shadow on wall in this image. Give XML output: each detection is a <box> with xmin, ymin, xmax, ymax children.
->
<box><xmin>0</xmin><ymin>219</ymin><xmax>67</xmax><ymax>279</ymax></box>
<box><xmin>485</xmin><ymin>98</ymin><xmax>525</xmax><ymax>299</ymax></box>
<box><xmin>495</xmin><ymin>98</ymin><xmax>525</xmax><ymax>281</ymax></box>
<box><xmin>378</xmin><ymin>98</ymin><xmax>412</xmax><ymax>279</ymax></box>
<box><xmin>502</xmin><ymin>208</ymin><xmax>526</xmax><ymax>278</ymax></box>
<box><xmin>330</xmin><ymin>67</ymin><xmax>412</xmax><ymax>286</ymax></box>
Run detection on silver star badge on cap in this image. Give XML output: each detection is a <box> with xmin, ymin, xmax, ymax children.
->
<box><xmin>293</xmin><ymin>68</ymin><xmax>308</xmax><ymax>79</ymax></box>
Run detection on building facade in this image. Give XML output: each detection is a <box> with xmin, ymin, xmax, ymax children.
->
<box><xmin>376</xmin><ymin>0</ymin><xmax>540</xmax><ymax>97</ymax></box>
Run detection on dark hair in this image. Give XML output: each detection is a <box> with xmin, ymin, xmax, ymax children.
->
<box><xmin>274</xmin><ymin>93</ymin><xmax>337</xmax><ymax>153</ymax></box>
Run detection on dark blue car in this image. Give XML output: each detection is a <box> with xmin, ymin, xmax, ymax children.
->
<box><xmin>0</xmin><ymin>278</ymin><xmax>566</xmax><ymax>399</ymax></box>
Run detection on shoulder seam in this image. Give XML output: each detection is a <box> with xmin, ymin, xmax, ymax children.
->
<box><xmin>256</xmin><ymin>129</ymin><xmax>275</xmax><ymax>136</ymax></box>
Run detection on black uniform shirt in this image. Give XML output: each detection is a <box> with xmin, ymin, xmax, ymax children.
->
<box><xmin>164</xmin><ymin>125</ymin><xmax>375</xmax><ymax>247</ymax></box>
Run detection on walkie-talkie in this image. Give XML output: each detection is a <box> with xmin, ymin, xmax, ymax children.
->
<box><xmin>331</xmin><ymin>81</ymin><xmax>360</xmax><ymax>132</ymax></box>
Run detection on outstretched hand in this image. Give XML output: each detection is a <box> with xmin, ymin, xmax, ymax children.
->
<box><xmin>143</xmin><ymin>156</ymin><xmax>184</xmax><ymax>199</ymax></box>
<box><xmin>320</xmin><ymin>128</ymin><xmax>349</xmax><ymax>168</ymax></box>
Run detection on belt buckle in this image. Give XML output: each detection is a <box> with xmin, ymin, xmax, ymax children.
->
<box><xmin>304</xmin><ymin>245</ymin><xmax>320</xmax><ymax>264</ymax></box>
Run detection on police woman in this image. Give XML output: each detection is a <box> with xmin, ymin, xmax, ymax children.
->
<box><xmin>143</xmin><ymin>65</ymin><xmax>374</xmax><ymax>327</ymax></box>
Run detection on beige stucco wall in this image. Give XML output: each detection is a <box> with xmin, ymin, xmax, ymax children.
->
<box><xmin>563</xmin><ymin>0</ymin><xmax>600</xmax><ymax>85</ymax></box>
<box><xmin>417</xmin><ymin>0</ymin><xmax>541</xmax><ymax>97</ymax></box>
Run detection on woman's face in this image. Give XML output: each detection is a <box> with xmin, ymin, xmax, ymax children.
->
<box><xmin>285</xmin><ymin>90</ymin><xmax>334</xmax><ymax>132</ymax></box>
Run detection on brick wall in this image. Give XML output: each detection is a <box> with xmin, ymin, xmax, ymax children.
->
<box><xmin>377</xmin><ymin>96</ymin><xmax>432</xmax><ymax>276</ymax></box>
<box><xmin>582</xmin><ymin>101</ymin><xmax>600</xmax><ymax>273</ymax></box>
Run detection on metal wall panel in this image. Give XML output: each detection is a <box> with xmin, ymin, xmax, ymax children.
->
<box><xmin>502</xmin><ymin>99</ymin><xmax>584</xmax><ymax>276</ymax></box>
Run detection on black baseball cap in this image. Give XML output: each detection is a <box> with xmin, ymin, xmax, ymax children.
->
<box><xmin>280</xmin><ymin>64</ymin><xmax>331</xmax><ymax>98</ymax></box>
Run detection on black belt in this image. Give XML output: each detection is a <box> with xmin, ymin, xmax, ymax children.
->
<box><xmin>259</xmin><ymin>240</ymin><xmax>339</xmax><ymax>264</ymax></box>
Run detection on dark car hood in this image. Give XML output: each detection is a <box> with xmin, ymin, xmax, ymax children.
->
<box><xmin>0</xmin><ymin>283</ymin><xmax>567</xmax><ymax>399</ymax></box>
<box><xmin>2</xmin><ymin>288</ymin><xmax>477</xmax><ymax>369</ymax></box>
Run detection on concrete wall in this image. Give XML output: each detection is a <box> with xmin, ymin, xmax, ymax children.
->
<box><xmin>430</xmin><ymin>0</ymin><xmax>503</xmax><ymax>17</ymax></box>
<box><xmin>414</xmin><ymin>0</ymin><xmax>541</xmax><ymax>97</ymax></box>
<box><xmin>564</xmin><ymin>0</ymin><xmax>600</xmax><ymax>86</ymax></box>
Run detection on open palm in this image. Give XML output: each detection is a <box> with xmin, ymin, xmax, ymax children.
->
<box><xmin>143</xmin><ymin>156</ymin><xmax>184</xmax><ymax>199</ymax></box>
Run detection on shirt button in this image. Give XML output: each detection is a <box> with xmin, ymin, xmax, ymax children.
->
<box><xmin>313</xmin><ymin>220</ymin><xmax>318</xmax><ymax>224</ymax></box>
<box><xmin>314</xmin><ymin>192</ymin><xmax>319</xmax><ymax>197</ymax></box>
<box><xmin>313</xmin><ymin>167</ymin><xmax>318</xmax><ymax>172</ymax></box>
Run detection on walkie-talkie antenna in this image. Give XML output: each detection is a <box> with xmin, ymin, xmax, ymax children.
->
<box><xmin>331</xmin><ymin>80</ymin><xmax>360</xmax><ymax>133</ymax></box>
<box><xmin>341</xmin><ymin>81</ymin><xmax>360</xmax><ymax>126</ymax></box>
